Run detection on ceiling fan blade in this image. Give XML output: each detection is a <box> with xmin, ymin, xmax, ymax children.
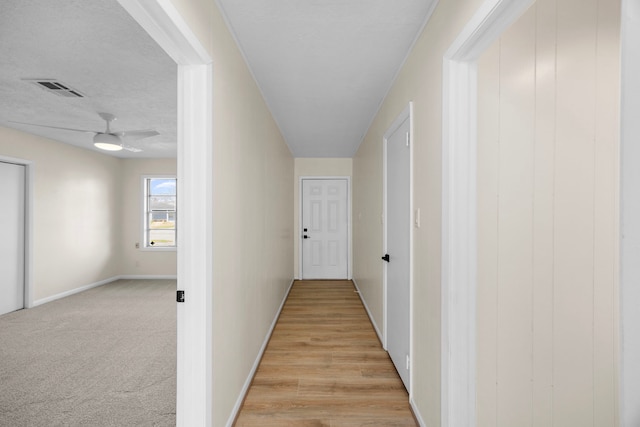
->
<box><xmin>9</xmin><ymin>121</ymin><xmax>96</xmax><ymax>134</ymax></box>
<box><xmin>122</xmin><ymin>145</ymin><xmax>143</xmax><ymax>153</ymax></box>
<box><xmin>113</xmin><ymin>129</ymin><xmax>159</xmax><ymax>140</ymax></box>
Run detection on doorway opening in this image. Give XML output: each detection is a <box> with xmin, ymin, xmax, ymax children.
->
<box><xmin>118</xmin><ymin>1</ymin><xmax>213</xmax><ymax>425</ymax></box>
<box><xmin>441</xmin><ymin>0</ymin><xmax>535</xmax><ymax>425</ymax></box>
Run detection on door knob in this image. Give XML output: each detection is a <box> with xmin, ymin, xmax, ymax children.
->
<box><xmin>382</xmin><ymin>254</ymin><xmax>390</xmax><ymax>262</ymax></box>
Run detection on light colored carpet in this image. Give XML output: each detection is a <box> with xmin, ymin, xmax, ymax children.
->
<box><xmin>0</xmin><ymin>279</ymin><xmax>176</xmax><ymax>426</ymax></box>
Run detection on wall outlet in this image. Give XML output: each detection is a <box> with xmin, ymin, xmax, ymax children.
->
<box><xmin>135</xmin><ymin>242</ymin><xmax>140</xmax><ymax>249</ymax></box>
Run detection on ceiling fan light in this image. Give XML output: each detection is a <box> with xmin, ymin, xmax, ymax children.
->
<box><xmin>94</xmin><ymin>142</ymin><xmax>123</xmax><ymax>151</ymax></box>
<box><xmin>93</xmin><ymin>133</ymin><xmax>122</xmax><ymax>151</ymax></box>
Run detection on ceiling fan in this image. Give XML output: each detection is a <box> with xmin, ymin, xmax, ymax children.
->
<box><xmin>11</xmin><ymin>112</ymin><xmax>159</xmax><ymax>152</ymax></box>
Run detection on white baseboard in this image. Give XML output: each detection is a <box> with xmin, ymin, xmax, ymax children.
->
<box><xmin>118</xmin><ymin>275</ymin><xmax>178</xmax><ymax>280</ymax></box>
<box><xmin>353</xmin><ymin>279</ymin><xmax>422</xmax><ymax>423</ymax></box>
<box><xmin>352</xmin><ymin>278</ymin><xmax>384</xmax><ymax>344</ymax></box>
<box><xmin>411</xmin><ymin>398</ymin><xmax>426</xmax><ymax>426</ymax></box>
<box><xmin>226</xmin><ymin>278</ymin><xmax>296</xmax><ymax>427</ymax></box>
<box><xmin>31</xmin><ymin>275</ymin><xmax>178</xmax><ymax>307</ymax></box>
<box><xmin>32</xmin><ymin>276</ymin><xmax>120</xmax><ymax>307</ymax></box>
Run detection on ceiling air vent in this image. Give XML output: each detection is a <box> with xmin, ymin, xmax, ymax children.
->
<box><xmin>23</xmin><ymin>79</ymin><xmax>85</xmax><ymax>98</ymax></box>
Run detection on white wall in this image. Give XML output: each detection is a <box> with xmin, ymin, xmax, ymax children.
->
<box><xmin>119</xmin><ymin>158</ymin><xmax>177</xmax><ymax>277</ymax></box>
<box><xmin>165</xmin><ymin>1</ymin><xmax>295</xmax><ymax>425</ymax></box>
<box><xmin>476</xmin><ymin>0</ymin><xmax>620</xmax><ymax>425</ymax></box>
<box><xmin>293</xmin><ymin>157</ymin><xmax>352</xmax><ymax>279</ymax></box>
<box><xmin>0</xmin><ymin>126</ymin><xmax>121</xmax><ymax>302</ymax></box>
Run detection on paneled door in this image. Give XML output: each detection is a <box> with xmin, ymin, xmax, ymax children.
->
<box><xmin>0</xmin><ymin>161</ymin><xmax>25</xmax><ymax>315</ymax></box>
<box><xmin>384</xmin><ymin>114</ymin><xmax>411</xmax><ymax>391</ymax></box>
<box><xmin>301</xmin><ymin>179</ymin><xmax>348</xmax><ymax>279</ymax></box>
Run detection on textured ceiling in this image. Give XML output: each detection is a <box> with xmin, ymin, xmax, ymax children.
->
<box><xmin>0</xmin><ymin>0</ymin><xmax>177</xmax><ymax>158</ymax></box>
<box><xmin>0</xmin><ymin>0</ymin><xmax>437</xmax><ymax>159</ymax></box>
<box><xmin>216</xmin><ymin>0</ymin><xmax>438</xmax><ymax>157</ymax></box>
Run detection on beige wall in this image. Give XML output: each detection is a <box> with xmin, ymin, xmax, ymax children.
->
<box><xmin>476</xmin><ymin>0</ymin><xmax>620</xmax><ymax>425</ymax></box>
<box><xmin>167</xmin><ymin>1</ymin><xmax>295</xmax><ymax>424</ymax></box>
<box><xmin>0</xmin><ymin>126</ymin><xmax>121</xmax><ymax>302</ymax></box>
<box><xmin>0</xmin><ymin>127</ymin><xmax>179</xmax><ymax>301</ymax></box>
<box><xmin>356</xmin><ymin>0</ymin><xmax>620</xmax><ymax>423</ymax></box>
<box><xmin>293</xmin><ymin>157</ymin><xmax>352</xmax><ymax>278</ymax></box>
<box><xmin>119</xmin><ymin>158</ymin><xmax>177</xmax><ymax>277</ymax></box>
<box><xmin>352</xmin><ymin>133</ymin><xmax>384</xmax><ymax>331</ymax></box>
<box><xmin>353</xmin><ymin>0</ymin><xmax>489</xmax><ymax>423</ymax></box>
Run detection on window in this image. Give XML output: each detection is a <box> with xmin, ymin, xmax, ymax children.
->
<box><xmin>143</xmin><ymin>177</ymin><xmax>177</xmax><ymax>249</ymax></box>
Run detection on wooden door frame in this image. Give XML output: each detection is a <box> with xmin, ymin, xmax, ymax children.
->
<box><xmin>0</xmin><ymin>155</ymin><xmax>33</xmax><ymax>310</ymax></box>
<box><xmin>441</xmin><ymin>0</ymin><xmax>535</xmax><ymax>425</ymax></box>
<box><xmin>382</xmin><ymin>102</ymin><xmax>414</xmax><ymax>396</ymax></box>
<box><xmin>117</xmin><ymin>1</ymin><xmax>213</xmax><ymax>425</ymax></box>
<box><xmin>299</xmin><ymin>176</ymin><xmax>352</xmax><ymax>280</ymax></box>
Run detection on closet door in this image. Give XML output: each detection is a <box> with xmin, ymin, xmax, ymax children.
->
<box><xmin>0</xmin><ymin>161</ymin><xmax>25</xmax><ymax>315</ymax></box>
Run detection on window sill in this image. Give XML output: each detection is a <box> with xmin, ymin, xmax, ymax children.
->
<box><xmin>139</xmin><ymin>247</ymin><xmax>177</xmax><ymax>252</ymax></box>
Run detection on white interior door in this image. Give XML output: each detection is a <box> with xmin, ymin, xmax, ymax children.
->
<box><xmin>385</xmin><ymin>116</ymin><xmax>411</xmax><ymax>391</ymax></box>
<box><xmin>301</xmin><ymin>179</ymin><xmax>348</xmax><ymax>279</ymax></box>
<box><xmin>0</xmin><ymin>161</ymin><xmax>25</xmax><ymax>316</ymax></box>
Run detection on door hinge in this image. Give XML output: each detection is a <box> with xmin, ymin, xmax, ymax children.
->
<box><xmin>177</xmin><ymin>290</ymin><xmax>185</xmax><ymax>303</ymax></box>
<box><xmin>406</xmin><ymin>354</ymin><xmax>410</xmax><ymax>370</ymax></box>
<box><xmin>406</xmin><ymin>131</ymin><xmax>410</xmax><ymax>147</ymax></box>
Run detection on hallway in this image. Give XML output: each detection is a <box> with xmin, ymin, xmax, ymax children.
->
<box><xmin>0</xmin><ymin>0</ymin><xmax>627</xmax><ymax>425</ymax></box>
<box><xmin>235</xmin><ymin>280</ymin><xmax>416</xmax><ymax>426</ymax></box>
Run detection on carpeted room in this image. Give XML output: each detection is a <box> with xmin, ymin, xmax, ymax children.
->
<box><xmin>0</xmin><ymin>125</ymin><xmax>178</xmax><ymax>425</ymax></box>
<box><xmin>0</xmin><ymin>279</ymin><xmax>177</xmax><ymax>426</ymax></box>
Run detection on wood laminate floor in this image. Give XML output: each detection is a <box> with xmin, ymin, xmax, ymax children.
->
<box><xmin>235</xmin><ymin>280</ymin><xmax>417</xmax><ymax>427</ymax></box>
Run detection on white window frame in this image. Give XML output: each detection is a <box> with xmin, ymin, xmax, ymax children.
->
<box><xmin>141</xmin><ymin>175</ymin><xmax>177</xmax><ymax>252</ymax></box>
